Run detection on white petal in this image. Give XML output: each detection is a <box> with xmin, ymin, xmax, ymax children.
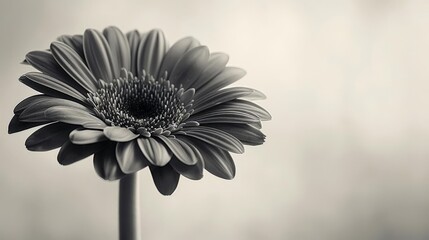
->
<box><xmin>194</xmin><ymin>67</ymin><xmax>246</xmax><ymax>98</ymax></box>
<box><xmin>181</xmin><ymin>126</ymin><xmax>244</xmax><ymax>154</ymax></box>
<box><xmin>158</xmin><ymin>36</ymin><xmax>200</xmax><ymax>80</ymax></box>
<box><xmin>83</xmin><ymin>29</ymin><xmax>117</xmax><ymax>81</ymax></box>
<box><xmin>136</xmin><ymin>29</ymin><xmax>167</xmax><ymax>77</ymax></box>
<box><xmin>19</xmin><ymin>97</ymin><xmax>89</xmax><ymax>122</ymax></box>
<box><xmin>69</xmin><ymin>129</ymin><xmax>107</xmax><ymax>144</ymax></box>
<box><xmin>126</xmin><ymin>30</ymin><xmax>142</xmax><ymax>76</ymax></box>
<box><xmin>187</xmin><ymin>139</ymin><xmax>235</xmax><ymax>179</ymax></box>
<box><xmin>24</xmin><ymin>72</ymin><xmax>86</xmax><ymax>101</ymax></box>
<box><xmin>103</xmin><ymin>126</ymin><xmax>139</xmax><ymax>142</ymax></box>
<box><xmin>45</xmin><ymin>106</ymin><xmax>106</xmax><ymax>127</ymax></box>
<box><xmin>192</xmin><ymin>52</ymin><xmax>229</xmax><ymax>90</ymax></box>
<box><xmin>157</xmin><ymin>135</ymin><xmax>199</xmax><ymax>165</ymax></box>
<box><xmin>103</xmin><ymin>26</ymin><xmax>131</xmax><ymax>73</ymax></box>
<box><xmin>116</xmin><ymin>140</ymin><xmax>149</xmax><ymax>174</ymax></box>
<box><xmin>50</xmin><ymin>41</ymin><xmax>98</xmax><ymax>92</ymax></box>
<box><xmin>169</xmin><ymin>46</ymin><xmax>209</xmax><ymax>88</ymax></box>
<box><xmin>137</xmin><ymin>137</ymin><xmax>172</xmax><ymax>166</ymax></box>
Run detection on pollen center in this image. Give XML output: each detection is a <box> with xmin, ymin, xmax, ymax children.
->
<box><xmin>125</xmin><ymin>92</ymin><xmax>164</xmax><ymax>119</ymax></box>
<box><xmin>87</xmin><ymin>70</ymin><xmax>195</xmax><ymax>136</ymax></box>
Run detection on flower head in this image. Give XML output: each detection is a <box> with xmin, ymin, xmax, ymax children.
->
<box><xmin>9</xmin><ymin>27</ymin><xmax>271</xmax><ymax>195</ymax></box>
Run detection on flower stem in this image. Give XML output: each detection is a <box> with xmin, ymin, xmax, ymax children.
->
<box><xmin>119</xmin><ymin>172</ymin><xmax>141</xmax><ymax>240</ymax></box>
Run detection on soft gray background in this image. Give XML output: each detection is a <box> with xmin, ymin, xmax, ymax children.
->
<box><xmin>1</xmin><ymin>0</ymin><xmax>429</xmax><ymax>239</ymax></box>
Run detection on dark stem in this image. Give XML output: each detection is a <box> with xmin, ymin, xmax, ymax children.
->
<box><xmin>119</xmin><ymin>172</ymin><xmax>141</xmax><ymax>240</ymax></box>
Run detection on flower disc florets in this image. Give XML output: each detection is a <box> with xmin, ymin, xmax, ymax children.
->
<box><xmin>87</xmin><ymin>69</ymin><xmax>195</xmax><ymax>137</ymax></box>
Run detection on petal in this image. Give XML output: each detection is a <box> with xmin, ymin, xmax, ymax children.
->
<box><xmin>19</xmin><ymin>75</ymin><xmax>84</xmax><ymax>103</ymax></box>
<box><xmin>191</xmin><ymin>52</ymin><xmax>229</xmax><ymax>90</ymax></box>
<box><xmin>103</xmin><ymin>126</ymin><xmax>139</xmax><ymax>142</ymax></box>
<box><xmin>169</xmin><ymin>156</ymin><xmax>204</xmax><ymax>180</ymax></box>
<box><xmin>25</xmin><ymin>50</ymin><xmax>62</xmax><ymax>78</ymax></box>
<box><xmin>94</xmin><ymin>142</ymin><xmax>125</xmax><ymax>180</ymax></box>
<box><xmin>188</xmin><ymin>138</ymin><xmax>235</xmax><ymax>179</ymax></box>
<box><xmin>180</xmin><ymin>88</ymin><xmax>195</xmax><ymax>106</ymax></box>
<box><xmin>19</xmin><ymin>97</ymin><xmax>89</xmax><ymax>122</ymax></box>
<box><xmin>204</xmin><ymin>123</ymin><xmax>266</xmax><ymax>146</ymax></box>
<box><xmin>8</xmin><ymin>114</ymin><xmax>50</xmax><ymax>134</ymax></box>
<box><xmin>194</xmin><ymin>67</ymin><xmax>246</xmax><ymax>99</ymax></box>
<box><xmin>137</xmin><ymin>137</ymin><xmax>172</xmax><ymax>166</ymax></box>
<box><xmin>220</xmin><ymin>99</ymin><xmax>271</xmax><ymax>121</ymax></box>
<box><xmin>169</xmin><ymin>46</ymin><xmax>210</xmax><ymax>88</ymax></box>
<box><xmin>157</xmin><ymin>135</ymin><xmax>200</xmax><ymax>165</ymax></box>
<box><xmin>180</xmin><ymin>126</ymin><xmax>244</xmax><ymax>154</ymax></box>
<box><xmin>58</xmin><ymin>141</ymin><xmax>104</xmax><ymax>165</ymax></box>
<box><xmin>83</xmin><ymin>122</ymin><xmax>108</xmax><ymax>130</ymax></box>
<box><xmin>23</xmin><ymin>72</ymin><xmax>87</xmax><ymax>102</ymax></box>
<box><xmin>188</xmin><ymin>110</ymin><xmax>260</xmax><ymax>125</ymax></box>
<box><xmin>44</xmin><ymin>106</ymin><xmax>106</xmax><ymax>128</ymax></box>
<box><xmin>69</xmin><ymin>129</ymin><xmax>107</xmax><ymax>144</ymax></box>
<box><xmin>137</xmin><ymin>29</ymin><xmax>167</xmax><ymax>77</ymax></box>
<box><xmin>149</xmin><ymin>164</ymin><xmax>180</xmax><ymax>195</ymax></box>
<box><xmin>50</xmin><ymin>41</ymin><xmax>98</xmax><ymax>92</ymax></box>
<box><xmin>57</xmin><ymin>34</ymin><xmax>84</xmax><ymax>59</ymax></box>
<box><xmin>25</xmin><ymin>50</ymin><xmax>86</xmax><ymax>94</ymax></box>
<box><xmin>116</xmin><ymin>139</ymin><xmax>149</xmax><ymax>174</ymax></box>
<box><xmin>83</xmin><ymin>29</ymin><xmax>117</xmax><ymax>81</ymax></box>
<box><xmin>194</xmin><ymin>87</ymin><xmax>266</xmax><ymax>114</ymax></box>
<box><xmin>248</xmin><ymin>121</ymin><xmax>262</xmax><ymax>129</ymax></box>
<box><xmin>14</xmin><ymin>94</ymin><xmax>46</xmax><ymax>114</ymax></box>
<box><xmin>126</xmin><ymin>30</ymin><xmax>141</xmax><ymax>76</ymax></box>
<box><xmin>25</xmin><ymin>123</ymin><xmax>77</xmax><ymax>151</ymax></box>
<box><xmin>103</xmin><ymin>26</ymin><xmax>131</xmax><ymax>73</ymax></box>
<box><xmin>158</xmin><ymin>37</ymin><xmax>200</xmax><ymax>80</ymax></box>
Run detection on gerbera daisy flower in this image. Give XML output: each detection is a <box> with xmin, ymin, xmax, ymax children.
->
<box><xmin>9</xmin><ymin>26</ymin><xmax>271</xmax><ymax>195</ymax></box>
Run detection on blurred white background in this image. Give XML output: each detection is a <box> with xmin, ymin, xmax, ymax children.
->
<box><xmin>1</xmin><ymin>0</ymin><xmax>429</xmax><ymax>239</ymax></box>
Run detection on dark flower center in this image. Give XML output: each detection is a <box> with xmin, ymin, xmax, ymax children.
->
<box><xmin>87</xmin><ymin>70</ymin><xmax>195</xmax><ymax>136</ymax></box>
<box><xmin>126</xmin><ymin>98</ymin><xmax>160</xmax><ymax>119</ymax></box>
